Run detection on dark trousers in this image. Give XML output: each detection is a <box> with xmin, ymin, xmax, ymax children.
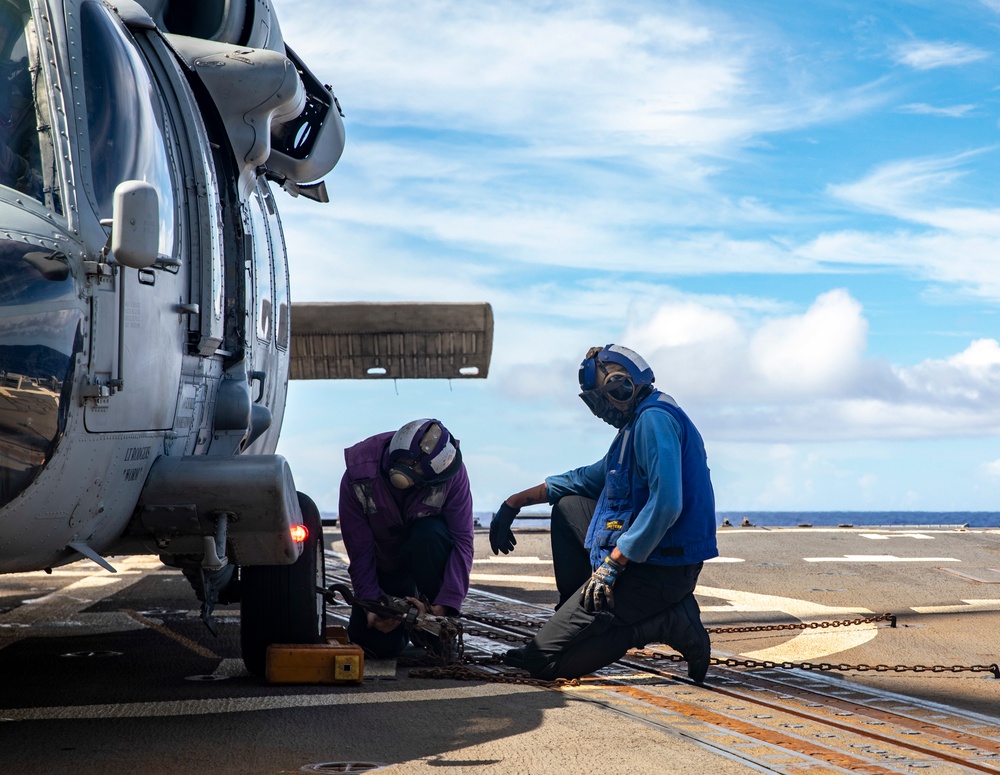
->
<box><xmin>522</xmin><ymin>496</ymin><xmax>704</xmax><ymax>680</ymax></box>
<box><xmin>550</xmin><ymin>495</ymin><xmax>594</xmax><ymax>608</ymax></box>
<box><xmin>347</xmin><ymin>516</ymin><xmax>454</xmax><ymax>658</ymax></box>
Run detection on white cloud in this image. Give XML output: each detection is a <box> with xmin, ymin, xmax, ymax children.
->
<box><xmin>612</xmin><ymin>291</ymin><xmax>1000</xmax><ymax>441</ymax></box>
<box><xmin>897</xmin><ymin>103</ymin><xmax>976</xmax><ymax>118</ymax></box>
<box><xmin>893</xmin><ymin>41</ymin><xmax>990</xmax><ymax>70</ymax></box>
<box><xmin>827</xmin><ymin>153</ymin><xmax>980</xmax><ymax>216</ymax></box>
<box><xmin>981</xmin><ymin>459</ymin><xmax>1000</xmax><ymax>478</ymax></box>
<box><xmin>749</xmin><ymin>290</ymin><xmax>868</xmax><ymax>396</ymax></box>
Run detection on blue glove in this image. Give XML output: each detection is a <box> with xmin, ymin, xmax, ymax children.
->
<box><xmin>489</xmin><ymin>502</ymin><xmax>519</xmax><ymax>555</ymax></box>
<box><xmin>580</xmin><ymin>556</ymin><xmax>625</xmax><ymax>612</ymax></box>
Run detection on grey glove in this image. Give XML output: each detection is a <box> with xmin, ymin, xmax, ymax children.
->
<box><xmin>489</xmin><ymin>502</ymin><xmax>519</xmax><ymax>555</ymax></box>
<box><xmin>580</xmin><ymin>556</ymin><xmax>625</xmax><ymax>612</ymax></box>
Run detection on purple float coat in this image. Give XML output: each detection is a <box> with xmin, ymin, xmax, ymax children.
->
<box><xmin>338</xmin><ymin>431</ymin><xmax>475</xmax><ymax>612</ymax></box>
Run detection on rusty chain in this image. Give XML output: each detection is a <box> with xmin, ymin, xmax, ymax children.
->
<box><xmin>404</xmin><ymin>610</ymin><xmax>999</xmax><ymax>683</ymax></box>
<box><xmin>630</xmin><ymin>648</ymin><xmax>1000</xmax><ymax>679</ymax></box>
<box><xmin>324</xmin><ymin>581</ymin><xmax>996</xmax><ymax>682</ymax></box>
<box><xmin>707</xmin><ymin>613</ymin><xmax>897</xmax><ymax>634</ymax></box>
<box><xmin>460</xmin><ymin>610</ymin><xmax>898</xmax><ymax>635</ymax></box>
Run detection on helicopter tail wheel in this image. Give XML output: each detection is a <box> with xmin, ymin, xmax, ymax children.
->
<box><xmin>240</xmin><ymin>491</ymin><xmax>327</xmax><ymax>677</ymax></box>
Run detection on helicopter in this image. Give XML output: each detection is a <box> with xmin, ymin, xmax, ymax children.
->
<box><xmin>0</xmin><ymin>0</ymin><xmax>493</xmax><ymax>675</ymax></box>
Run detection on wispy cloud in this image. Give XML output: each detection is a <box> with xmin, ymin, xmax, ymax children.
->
<box><xmin>893</xmin><ymin>41</ymin><xmax>990</xmax><ymax>70</ymax></box>
<box><xmin>273</xmin><ymin>1</ymin><xmax>1000</xmax><ymax>511</ymax></box>
<box><xmin>898</xmin><ymin>103</ymin><xmax>976</xmax><ymax>117</ymax></box>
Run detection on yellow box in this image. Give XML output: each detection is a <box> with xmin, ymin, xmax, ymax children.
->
<box><xmin>265</xmin><ymin>643</ymin><xmax>365</xmax><ymax>685</ymax></box>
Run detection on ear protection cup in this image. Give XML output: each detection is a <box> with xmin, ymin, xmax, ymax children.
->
<box><xmin>389</xmin><ymin>467</ymin><xmax>416</xmax><ymax>489</ymax></box>
<box><xmin>604</xmin><ymin>373</ymin><xmax>635</xmax><ymax>403</ymax></box>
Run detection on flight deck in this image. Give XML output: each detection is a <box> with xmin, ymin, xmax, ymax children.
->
<box><xmin>0</xmin><ymin>524</ymin><xmax>998</xmax><ymax>774</ymax></box>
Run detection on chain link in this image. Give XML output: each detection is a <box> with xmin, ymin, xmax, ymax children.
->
<box><xmin>707</xmin><ymin>613</ymin><xmax>897</xmax><ymax>635</ymax></box>
<box><xmin>405</xmin><ymin>610</ymin><xmax>1000</xmax><ymax>683</ymax></box>
<box><xmin>630</xmin><ymin>648</ymin><xmax>1000</xmax><ymax>679</ymax></box>
<box><xmin>325</xmin><ymin>581</ymin><xmax>994</xmax><ymax>684</ymax></box>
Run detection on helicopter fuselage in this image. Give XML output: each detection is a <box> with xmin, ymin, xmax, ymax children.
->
<box><xmin>0</xmin><ymin>0</ymin><xmax>344</xmax><ymax>575</ymax></box>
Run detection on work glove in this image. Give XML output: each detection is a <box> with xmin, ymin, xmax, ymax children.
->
<box><xmin>580</xmin><ymin>556</ymin><xmax>625</xmax><ymax>612</ymax></box>
<box><xmin>489</xmin><ymin>502</ymin><xmax>519</xmax><ymax>555</ymax></box>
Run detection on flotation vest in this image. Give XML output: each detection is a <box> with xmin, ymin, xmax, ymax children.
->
<box><xmin>585</xmin><ymin>391</ymin><xmax>718</xmax><ymax>568</ymax></box>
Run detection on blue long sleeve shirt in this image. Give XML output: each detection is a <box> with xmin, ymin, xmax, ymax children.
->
<box><xmin>545</xmin><ymin>408</ymin><xmax>685</xmax><ymax>564</ymax></box>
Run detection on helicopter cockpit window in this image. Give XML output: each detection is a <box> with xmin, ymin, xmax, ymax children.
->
<box><xmin>79</xmin><ymin>1</ymin><xmax>175</xmax><ymax>258</ymax></box>
<box><xmin>0</xmin><ymin>240</ymin><xmax>80</xmax><ymax>509</ymax></box>
<box><xmin>248</xmin><ymin>190</ymin><xmax>273</xmax><ymax>343</ymax></box>
<box><xmin>0</xmin><ymin>0</ymin><xmax>51</xmax><ymax>208</ymax></box>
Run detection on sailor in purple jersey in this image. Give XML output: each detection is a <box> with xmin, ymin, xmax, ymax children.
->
<box><xmin>339</xmin><ymin>418</ymin><xmax>474</xmax><ymax>658</ymax></box>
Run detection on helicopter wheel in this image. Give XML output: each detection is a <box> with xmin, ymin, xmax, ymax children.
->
<box><xmin>240</xmin><ymin>491</ymin><xmax>327</xmax><ymax>677</ymax></box>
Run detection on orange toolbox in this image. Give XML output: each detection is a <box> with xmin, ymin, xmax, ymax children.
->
<box><xmin>265</xmin><ymin>639</ymin><xmax>365</xmax><ymax>685</ymax></box>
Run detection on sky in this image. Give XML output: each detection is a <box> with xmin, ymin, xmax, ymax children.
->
<box><xmin>270</xmin><ymin>0</ymin><xmax>1000</xmax><ymax>517</ymax></box>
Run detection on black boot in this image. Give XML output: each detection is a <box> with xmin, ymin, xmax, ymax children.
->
<box><xmin>633</xmin><ymin>593</ymin><xmax>711</xmax><ymax>683</ymax></box>
<box><xmin>674</xmin><ymin>593</ymin><xmax>711</xmax><ymax>682</ymax></box>
<box><xmin>504</xmin><ymin>647</ymin><xmax>528</xmax><ymax>669</ymax></box>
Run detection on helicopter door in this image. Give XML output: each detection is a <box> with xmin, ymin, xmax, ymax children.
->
<box><xmin>76</xmin><ymin>1</ymin><xmax>184</xmax><ymax>433</ymax></box>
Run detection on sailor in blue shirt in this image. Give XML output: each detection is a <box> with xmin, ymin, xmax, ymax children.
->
<box><xmin>491</xmin><ymin>344</ymin><xmax>717</xmax><ymax>682</ymax></box>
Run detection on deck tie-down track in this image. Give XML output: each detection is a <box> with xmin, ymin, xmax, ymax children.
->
<box><xmin>324</xmin><ymin>554</ymin><xmax>1000</xmax><ymax>773</ymax></box>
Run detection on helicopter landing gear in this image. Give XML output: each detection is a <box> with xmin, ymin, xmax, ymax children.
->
<box><xmin>240</xmin><ymin>491</ymin><xmax>327</xmax><ymax>677</ymax></box>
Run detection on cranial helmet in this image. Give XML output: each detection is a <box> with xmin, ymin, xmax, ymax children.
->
<box><xmin>578</xmin><ymin>344</ymin><xmax>655</xmax><ymax>428</ymax></box>
<box><xmin>386</xmin><ymin>418</ymin><xmax>462</xmax><ymax>489</ymax></box>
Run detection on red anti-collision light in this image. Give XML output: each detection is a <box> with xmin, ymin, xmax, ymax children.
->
<box><xmin>290</xmin><ymin>524</ymin><xmax>309</xmax><ymax>543</ymax></box>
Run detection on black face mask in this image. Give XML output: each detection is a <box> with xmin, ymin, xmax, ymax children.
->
<box><xmin>579</xmin><ymin>376</ymin><xmax>651</xmax><ymax>429</ymax></box>
<box><xmin>579</xmin><ymin>388</ymin><xmax>631</xmax><ymax>428</ymax></box>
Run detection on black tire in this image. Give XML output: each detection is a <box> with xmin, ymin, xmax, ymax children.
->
<box><xmin>240</xmin><ymin>491</ymin><xmax>327</xmax><ymax>676</ymax></box>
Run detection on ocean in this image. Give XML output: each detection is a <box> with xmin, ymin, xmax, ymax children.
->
<box><xmin>473</xmin><ymin>511</ymin><xmax>1000</xmax><ymax>528</ymax></box>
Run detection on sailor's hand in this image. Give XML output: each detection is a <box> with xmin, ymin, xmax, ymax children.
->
<box><xmin>580</xmin><ymin>556</ymin><xmax>625</xmax><ymax>612</ymax></box>
<box><xmin>406</xmin><ymin>597</ymin><xmax>448</xmax><ymax>617</ymax></box>
<box><xmin>367</xmin><ymin>611</ymin><xmax>401</xmax><ymax>633</ymax></box>
<box><xmin>490</xmin><ymin>501</ymin><xmax>519</xmax><ymax>555</ymax></box>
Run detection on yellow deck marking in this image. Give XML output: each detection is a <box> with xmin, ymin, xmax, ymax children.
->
<box><xmin>696</xmin><ymin>585</ymin><xmax>876</xmax><ymax>662</ymax></box>
<box><xmin>124</xmin><ymin>610</ymin><xmax>220</xmax><ymax>660</ymax></box>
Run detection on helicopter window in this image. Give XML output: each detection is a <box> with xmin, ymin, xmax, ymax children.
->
<box><xmin>248</xmin><ymin>189</ymin><xmax>273</xmax><ymax>343</ymax></box>
<box><xmin>0</xmin><ymin>241</ymin><xmax>72</xmax><ymax>305</ymax></box>
<box><xmin>0</xmin><ymin>239</ymin><xmax>80</xmax><ymax>509</ymax></box>
<box><xmin>261</xmin><ymin>184</ymin><xmax>289</xmax><ymax>350</ymax></box>
<box><xmin>79</xmin><ymin>1</ymin><xmax>175</xmax><ymax>258</ymax></box>
<box><xmin>0</xmin><ymin>0</ymin><xmax>47</xmax><ymax>206</ymax></box>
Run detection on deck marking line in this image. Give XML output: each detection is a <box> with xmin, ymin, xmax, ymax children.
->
<box><xmin>0</xmin><ymin>557</ymin><xmax>159</xmax><ymax>644</ymax></box>
<box><xmin>0</xmin><ymin>685</ymin><xmax>537</xmax><ymax>720</ymax></box>
<box><xmin>911</xmin><ymin>599</ymin><xmax>1000</xmax><ymax>614</ymax></box>
<box><xmin>859</xmin><ymin>533</ymin><xmax>934</xmax><ymax>540</ymax></box>
<box><xmin>473</xmin><ymin>557</ymin><xmax>552</xmax><ymax>565</ymax></box>
<box><xmin>470</xmin><ymin>573</ymin><xmax>556</xmax><ymax>585</ymax></box>
<box><xmin>804</xmin><ymin>556</ymin><xmax>959</xmax><ymax>563</ymax></box>
<box><xmin>124</xmin><ymin>610</ymin><xmax>220</xmax><ymax>660</ymax></box>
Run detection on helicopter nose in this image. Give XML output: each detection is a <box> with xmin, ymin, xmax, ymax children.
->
<box><xmin>0</xmin><ymin>238</ymin><xmax>82</xmax><ymax>509</ymax></box>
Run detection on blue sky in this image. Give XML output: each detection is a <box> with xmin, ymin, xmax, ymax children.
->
<box><xmin>271</xmin><ymin>0</ymin><xmax>1000</xmax><ymax>516</ymax></box>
